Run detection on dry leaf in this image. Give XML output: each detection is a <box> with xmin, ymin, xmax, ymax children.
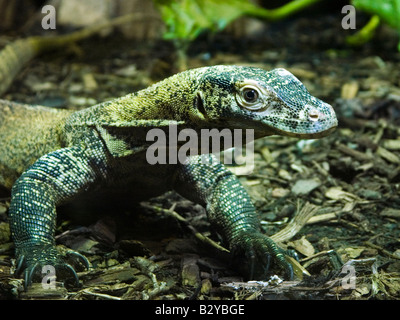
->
<box><xmin>325</xmin><ymin>187</ymin><xmax>358</xmax><ymax>202</ymax></box>
<box><xmin>288</xmin><ymin>236</ymin><xmax>315</xmax><ymax>257</ymax></box>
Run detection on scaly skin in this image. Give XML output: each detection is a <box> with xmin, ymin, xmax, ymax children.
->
<box><xmin>0</xmin><ymin>65</ymin><xmax>337</xmax><ymax>287</ymax></box>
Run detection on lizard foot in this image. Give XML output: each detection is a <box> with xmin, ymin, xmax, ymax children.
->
<box><xmin>230</xmin><ymin>232</ymin><xmax>294</xmax><ymax>280</ymax></box>
<box><xmin>14</xmin><ymin>243</ymin><xmax>90</xmax><ymax>289</ymax></box>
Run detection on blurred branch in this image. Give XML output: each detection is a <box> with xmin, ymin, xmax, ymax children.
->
<box><xmin>346</xmin><ymin>14</ymin><xmax>381</xmax><ymax>46</ymax></box>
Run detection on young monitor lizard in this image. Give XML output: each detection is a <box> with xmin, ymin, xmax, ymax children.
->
<box><xmin>0</xmin><ymin>65</ymin><xmax>337</xmax><ymax>287</ymax></box>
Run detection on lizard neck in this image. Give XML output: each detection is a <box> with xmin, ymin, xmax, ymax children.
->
<box><xmin>94</xmin><ymin>68</ymin><xmax>209</xmax><ymax>126</ymax></box>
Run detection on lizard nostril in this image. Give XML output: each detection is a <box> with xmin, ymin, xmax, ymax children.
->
<box><xmin>308</xmin><ymin>109</ymin><xmax>320</xmax><ymax>121</ymax></box>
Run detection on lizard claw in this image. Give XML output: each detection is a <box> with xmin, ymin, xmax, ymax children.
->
<box><xmin>14</xmin><ymin>243</ymin><xmax>89</xmax><ymax>289</ymax></box>
<box><xmin>231</xmin><ymin>231</ymin><xmax>294</xmax><ymax>280</ymax></box>
<box><xmin>24</xmin><ymin>262</ymin><xmax>40</xmax><ymax>289</ymax></box>
<box><xmin>66</xmin><ymin>251</ymin><xmax>90</xmax><ymax>270</ymax></box>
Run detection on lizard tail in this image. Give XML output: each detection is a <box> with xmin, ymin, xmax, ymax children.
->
<box><xmin>0</xmin><ymin>13</ymin><xmax>143</xmax><ymax>96</ymax></box>
<box><xmin>0</xmin><ymin>39</ymin><xmax>37</xmax><ymax>96</ymax></box>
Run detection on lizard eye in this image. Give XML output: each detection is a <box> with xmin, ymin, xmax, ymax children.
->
<box><xmin>237</xmin><ymin>85</ymin><xmax>264</xmax><ymax>110</ymax></box>
<box><xmin>243</xmin><ymin>88</ymin><xmax>259</xmax><ymax>103</ymax></box>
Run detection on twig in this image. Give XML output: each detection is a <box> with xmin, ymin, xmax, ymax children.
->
<box><xmin>306</xmin><ymin>212</ymin><xmax>337</xmax><ymax>224</ymax></box>
<box><xmin>270</xmin><ymin>202</ymin><xmax>319</xmax><ymax>243</ymax></box>
<box><xmin>81</xmin><ymin>289</ymin><xmax>121</xmax><ymax>300</ymax></box>
<box><xmin>365</xmin><ymin>241</ymin><xmax>400</xmax><ymax>260</ymax></box>
<box><xmin>336</xmin><ymin>143</ymin><xmax>372</xmax><ymax>161</ymax></box>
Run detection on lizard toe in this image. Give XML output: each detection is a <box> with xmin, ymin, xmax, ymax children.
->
<box><xmin>231</xmin><ymin>231</ymin><xmax>294</xmax><ymax>280</ymax></box>
<box><xmin>14</xmin><ymin>243</ymin><xmax>89</xmax><ymax>289</ymax></box>
<box><xmin>24</xmin><ymin>262</ymin><xmax>40</xmax><ymax>289</ymax></box>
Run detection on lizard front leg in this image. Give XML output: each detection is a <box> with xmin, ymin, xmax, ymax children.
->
<box><xmin>174</xmin><ymin>154</ymin><xmax>293</xmax><ymax>280</ymax></box>
<box><xmin>9</xmin><ymin>141</ymin><xmax>107</xmax><ymax>287</ymax></box>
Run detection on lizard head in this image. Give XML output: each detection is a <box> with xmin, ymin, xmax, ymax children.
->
<box><xmin>194</xmin><ymin>66</ymin><xmax>338</xmax><ymax>139</ymax></box>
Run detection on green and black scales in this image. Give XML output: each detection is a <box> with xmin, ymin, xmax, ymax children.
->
<box><xmin>0</xmin><ymin>65</ymin><xmax>337</xmax><ymax>287</ymax></box>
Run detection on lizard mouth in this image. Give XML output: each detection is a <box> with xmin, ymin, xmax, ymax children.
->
<box><xmin>266</xmin><ymin>118</ymin><xmax>338</xmax><ymax>138</ymax></box>
<box><xmin>281</xmin><ymin>124</ymin><xmax>338</xmax><ymax>139</ymax></box>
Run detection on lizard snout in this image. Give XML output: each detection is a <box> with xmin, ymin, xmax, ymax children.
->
<box><xmin>307</xmin><ymin>103</ymin><xmax>337</xmax><ymax>125</ymax></box>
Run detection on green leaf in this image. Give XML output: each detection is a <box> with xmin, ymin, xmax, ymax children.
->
<box><xmin>352</xmin><ymin>0</ymin><xmax>400</xmax><ymax>50</ymax></box>
<box><xmin>153</xmin><ymin>0</ymin><xmax>323</xmax><ymax>41</ymax></box>
<box><xmin>153</xmin><ymin>0</ymin><xmax>260</xmax><ymax>41</ymax></box>
<box><xmin>352</xmin><ymin>0</ymin><xmax>400</xmax><ymax>30</ymax></box>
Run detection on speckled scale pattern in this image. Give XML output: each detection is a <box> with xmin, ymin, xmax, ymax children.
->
<box><xmin>0</xmin><ymin>65</ymin><xmax>337</xmax><ymax>283</ymax></box>
<box><xmin>10</xmin><ymin>133</ymin><xmax>108</xmax><ymax>246</ymax></box>
<box><xmin>261</xmin><ymin>68</ymin><xmax>337</xmax><ymax>136</ymax></box>
<box><xmin>175</xmin><ymin>154</ymin><xmax>260</xmax><ymax>240</ymax></box>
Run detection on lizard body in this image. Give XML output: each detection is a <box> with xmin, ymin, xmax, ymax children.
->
<box><xmin>0</xmin><ymin>65</ymin><xmax>337</xmax><ymax>286</ymax></box>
